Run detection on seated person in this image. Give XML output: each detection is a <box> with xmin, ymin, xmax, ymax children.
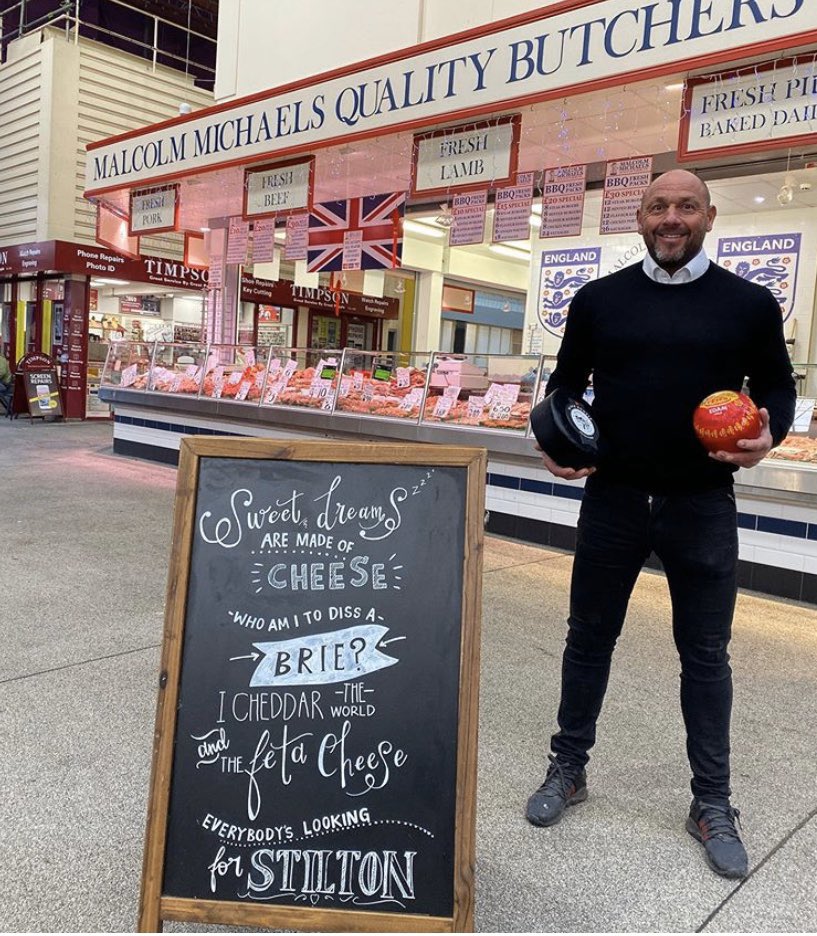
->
<box><xmin>0</xmin><ymin>351</ymin><xmax>14</xmax><ymax>413</ymax></box>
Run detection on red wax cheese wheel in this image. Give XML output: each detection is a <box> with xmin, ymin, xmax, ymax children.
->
<box><xmin>693</xmin><ymin>391</ymin><xmax>761</xmax><ymax>453</ymax></box>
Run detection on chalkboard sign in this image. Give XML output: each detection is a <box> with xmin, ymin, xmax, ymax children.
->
<box><xmin>17</xmin><ymin>352</ymin><xmax>63</xmax><ymax>419</ymax></box>
<box><xmin>22</xmin><ymin>367</ymin><xmax>63</xmax><ymax>417</ymax></box>
<box><xmin>139</xmin><ymin>438</ymin><xmax>485</xmax><ymax>932</ymax></box>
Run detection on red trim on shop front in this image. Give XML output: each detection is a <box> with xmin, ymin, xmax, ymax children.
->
<box><xmin>83</xmin><ymin>28</ymin><xmax>817</xmax><ymax>200</ymax></box>
<box><xmin>96</xmin><ymin>204</ymin><xmax>141</xmax><ymax>259</ymax></box>
<box><xmin>183</xmin><ymin>232</ymin><xmax>209</xmax><ymax>269</ymax></box>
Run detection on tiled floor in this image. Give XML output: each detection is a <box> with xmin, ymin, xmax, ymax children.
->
<box><xmin>2</xmin><ymin>418</ymin><xmax>817</xmax><ymax>932</ymax></box>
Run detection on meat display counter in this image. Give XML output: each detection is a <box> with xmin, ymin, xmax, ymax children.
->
<box><xmin>100</xmin><ymin>341</ymin><xmax>545</xmax><ymax>443</ymax></box>
<box><xmin>99</xmin><ymin>342</ymin><xmax>817</xmax><ymax>469</ymax></box>
<box><xmin>99</xmin><ymin>342</ymin><xmax>817</xmax><ymax>603</ymax></box>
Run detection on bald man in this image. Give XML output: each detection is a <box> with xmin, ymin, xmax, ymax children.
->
<box><xmin>526</xmin><ymin>170</ymin><xmax>795</xmax><ymax>879</ymax></box>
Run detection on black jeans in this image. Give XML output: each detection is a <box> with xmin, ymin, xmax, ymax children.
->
<box><xmin>0</xmin><ymin>380</ymin><xmax>12</xmax><ymax>414</ymax></box>
<box><xmin>551</xmin><ymin>476</ymin><xmax>738</xmax><ymax>802</ymax></box>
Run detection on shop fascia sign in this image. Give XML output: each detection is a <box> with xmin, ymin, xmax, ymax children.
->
<box><xmin>54</xmin><ymin>243</ymin><xmax>209</xmax><ymax>289</ymax></box>
<box><xmin>679</xmin><ymin>55</ymin><xmax>817</xmax><ymax>160</ymax></box>
<box><xmin>85</xmin><ymin>0</ymin><xmax>814</xmax><ymax>196</ymax></box>
<box><xmin>0</xmin><ymin>242</ymin><xmax>56</xmax><ymax>275</ymax></box>
<box><xmin>241</xmin><ymin>273</ymin><xmax>399</xmax><ymax>318</ymax></box>
<box><xmin>0</xmin><ymin>240</ymin><xmax>208</xmax><ymax>289</ymax></box>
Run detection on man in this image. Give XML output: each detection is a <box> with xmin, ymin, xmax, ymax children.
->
<box><xmin>526</xmin><ymin>170</ymin><xmax>795</xmax><ymax>880</ymax></box>
<box><xmin>0</xmin><ymin>349</ymin><xmax>13</xmax><ymax>414</ymax></box>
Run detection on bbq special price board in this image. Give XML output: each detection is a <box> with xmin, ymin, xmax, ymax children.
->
<box><xmin>138</xmin><ymin>438</ymin><xmax>485</xmax><ymax>933</ymax></box>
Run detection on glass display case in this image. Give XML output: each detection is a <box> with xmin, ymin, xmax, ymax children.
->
<box><xmin>100</xmin><ymin>341</ymin><xmax>154</xmax><ymax>390</ymax></box>
<box><xmin>200</xmin><ymin>345</ymin><xmax>268</xmax><ymax>404</ymax></box>
<box><xmin>85</xmin><ymin>340</ymin><xmax>111</xmax><ymax>417</ymax></box>
<box><xmin>333</xmin><ymin>349</ymin><xmax>431</xmax><ymax>422</ymax></box>
<box><xmin>147</xmin><ymin>342</ymin><xmax>209</xmax><ymax>396</ymax></box>
<box><xmin>767</xmin><ymin>363</ymin><xmax>817</xmax><ymax>467</ymax></box>
<box><xmin>421</xmin><ymin>352</ymin><xmax>541</xmax><ymax>434</ymax></box>
<box><xmin>259</xmin><ymin>348</ymin><xmax>343</xmax><ymax>412</ymax></box>
<box><xmin>99</xmin><ymin>342</ymin><xmax>817</xmax><ymax>470</ymax></box>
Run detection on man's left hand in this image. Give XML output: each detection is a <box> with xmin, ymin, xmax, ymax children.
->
<box><xmin>709</xmin><ymin>407</ymin><xmax>773</xmax><ymax>469</ymax></box>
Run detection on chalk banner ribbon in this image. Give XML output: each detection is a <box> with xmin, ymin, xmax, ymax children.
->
<box><xmin>251</xmin><ymin>623</ymin><xmax>399</xmax><ymax>687</ymax></box>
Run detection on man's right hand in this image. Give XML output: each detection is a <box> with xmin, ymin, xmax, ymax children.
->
<box><xmin>535</xmin><ymin>444</ymin><xmax>596</xmax><ymax>480</ymax></box>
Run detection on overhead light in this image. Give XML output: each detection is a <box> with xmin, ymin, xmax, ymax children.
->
<box><xmin>90</xmin><ymin>277</ymin><xmax>130</xmax><ymax>286</ymax></box>
<box><xmin>404</xmin><ymin>219</ymin><xmax>447</xmax><ymax>239</ymax></box>
<box><xmin>200</xmin><ymin>226</ymin><xmax>210</xmax><ymax>232</ymax></box>
<box><xmin>664</xmin><ymin>82</ymin><xmax>685</xmax><ymax>91</ymax></box>
<box><xmin>754</xmin><ymin>195</ymin><xmax>766</xmax><ymax>204</ymax></box>
<box><xmin>489</xmin><ymin>244</ymin><xmax>531</xmax><ymax>260</ymax></box>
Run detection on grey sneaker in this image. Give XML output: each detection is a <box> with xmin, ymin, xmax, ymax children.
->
<box><xmin>686</xmin><ymin>798</ymin><xmax>748</xmax><ymax>879</ymax></box>
<box><xmin>526</xmin><ymin>754</ymin><xmax>588</xmax><ymax>827</ymax></box>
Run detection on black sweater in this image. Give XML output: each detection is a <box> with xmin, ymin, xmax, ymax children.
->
<box><xmin>546</xmin><ymin>262</ymin><xmax>796</xmax><ymax>494</ymax></box>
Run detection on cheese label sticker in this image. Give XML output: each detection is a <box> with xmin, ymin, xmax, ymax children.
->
<box><xmin>568</xmin><ymin>404</ymin><xmax>595</xmax><ymax>438</ymax></box>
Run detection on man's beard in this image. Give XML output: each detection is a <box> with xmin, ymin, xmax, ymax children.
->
<box><xmin>652</xmin><ymin>231</ymin><xmax>690</xmax><ymax>265</ymax></box>
<box><xmin>654</xmin><ymin>242</ymin><xmax>686</xmax><ymax>263</ymax></box>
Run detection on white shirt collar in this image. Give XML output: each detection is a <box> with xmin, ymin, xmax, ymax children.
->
<box><xmin>642</xmin><ymin>249</ymin><xmax>710</xmax><ymax>285</ymax></box>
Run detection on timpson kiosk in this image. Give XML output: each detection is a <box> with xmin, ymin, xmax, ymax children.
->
<box><xmin>87</xmin><ymin>1</ymin><xmax>817</xmax><ymax>605</ymax></box>
<box><xmin>0</xmin><ymin>241</ymin><xmax>208</xmax><ymax>418</ymax></box>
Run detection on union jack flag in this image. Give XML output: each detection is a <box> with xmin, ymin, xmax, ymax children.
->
<box><xmin>307</xmin><ymin>192</ymin><xmax>406</xmax><ymax>273</ymax></box>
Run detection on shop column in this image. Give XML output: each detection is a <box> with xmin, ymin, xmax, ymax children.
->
<box><xmin>413</xmin><ymin>271</ymin><xmax>443</xmax><ymax>353</ymax></box>
<box><xmin>61</xmin><ymin>276</ymin><xmax>89</xmax><ymax>419</ymax></box>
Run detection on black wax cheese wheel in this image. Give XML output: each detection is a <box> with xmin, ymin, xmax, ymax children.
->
<box><xmin>529</xmin><ymin>388</ymin><xmax>599</xmax><ymax>469</ymax></box>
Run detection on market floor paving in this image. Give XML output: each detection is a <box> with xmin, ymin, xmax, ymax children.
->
<box><xmin>1</xmin><ymin>418</ymin><xmax>816</xmax><ymax>933</ymax></box>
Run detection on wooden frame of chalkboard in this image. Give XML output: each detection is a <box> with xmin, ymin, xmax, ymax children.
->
<box><xmin>138</xmin><ymin>438</ymin><xmax>486</xmax><ymax>933</ymax></box>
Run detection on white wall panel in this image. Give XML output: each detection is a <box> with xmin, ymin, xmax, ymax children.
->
<box><xmin>0</xmin><ymin>38</ymin><xmax>43</xmax><ymax>243</ymax></box>
<box><xmin>422</xmin><ymin>0</ymin><xmax>561</xmax><ymax>42</ymax></box>
<box><xmin>0</xmin><ymin>29</ymin><xmax>214</xmax><ymax>250</ymax></box>
<box><xmin>216</xmin><ymin>0</ymin><xmax>571</xmax><ymax>102</ymax></box>
<box><xmin>216</xmin><ymin>0</ymin><xmax>422</xmax><ymax>101</ymax></box>
<box><xmin>73</xmin><ymin>37</ymin><xmax>214</xmax><ymax>250</ymax></box>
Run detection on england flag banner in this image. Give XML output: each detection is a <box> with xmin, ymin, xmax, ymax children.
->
<box><xmin>716</xmin><ymin>233</ymin><xmax>801</xmax><ymax>322</ymax></box>
<box><xmin>307</xmin><ymin>193</ymin><xmax>406</xmax><ymax>273</ymax></box>
<box><xmin>538</xmin><ymin>247</ymin><xmax>601</xmax><ymax>338</ymax></box>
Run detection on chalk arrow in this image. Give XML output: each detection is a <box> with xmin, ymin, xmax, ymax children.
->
<box><xmin>229</xmin><ymin>652</ymin><xmax>261</xmax><ymax>662</ymax></box>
